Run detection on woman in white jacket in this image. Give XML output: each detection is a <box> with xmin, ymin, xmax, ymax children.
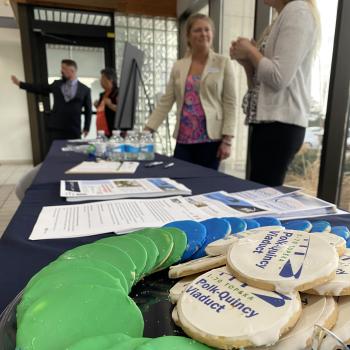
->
<box><xmin>231</xmin><ymin>0</ymin><xmax>320</xmax><ymax>186</ymax></box>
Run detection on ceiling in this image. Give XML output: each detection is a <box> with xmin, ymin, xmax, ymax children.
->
<box><xmin>10</xmin><ymin>0</ymin><xmax>177</xmax><ymax>18</ymax></box>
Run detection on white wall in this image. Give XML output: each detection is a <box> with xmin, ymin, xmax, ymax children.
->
<box><xmin>0</xmin><ymin>28</ymin><xmax>32</xmax><ymax>163</ymax></box>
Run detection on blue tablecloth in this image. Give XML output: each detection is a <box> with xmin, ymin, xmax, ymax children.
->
<box><xmin>1</xmin><ymin>141</ymin><xmax>350</xmax><ymax>338</ymax></box>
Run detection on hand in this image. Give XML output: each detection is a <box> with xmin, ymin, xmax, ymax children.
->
<box><xmin>231</xmin><ymin>37</ymin><xmax>255</xmax><ymax>60</ymax></box>
<box><xmin>82</xmin><ymin>130</ymin><xmax>89</xmax><ymax>138</ymax></box>
<box><xmin>11</xmin><ymin>75</ymin><xmax>20</xmax><ymax>86</ymax></box>
<box><xmin>217</xmin><ymin>142</ymin><xmax>232</xmax><ymax>160</ymax></box>
<box><xmin>93</xmin><ymin>100</ymin><xmax>99</xmax><ymax>108</ymax></box>
<box><xmin>144</xmin><ymin>126</ymin><xmax>155</xmax><ymax>133</ymax></box>
<box><xmin>104</xmin><ymin>98</ymin><xmax>112</xmax><ymax>108</ymax></box>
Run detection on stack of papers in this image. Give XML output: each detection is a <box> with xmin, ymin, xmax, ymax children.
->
<box><xmin>61</xmin><ymin>178</ymin><xmax>192</xmax><ymax>202</ymax></box>
<box><xmin>65</xmin><ymin>161</ymin><xmax>139</xmax><ymax>174</ymax></box>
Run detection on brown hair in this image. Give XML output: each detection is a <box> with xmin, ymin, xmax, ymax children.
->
<box><xmin>185</xmin><ymin>13</ymin><xmax>215</xmax><ymax>49</ymax></box>
<box><xmin>61</xmin><ymin>59</ymin><xmax>78</xmax><ymax>70</ymax></box>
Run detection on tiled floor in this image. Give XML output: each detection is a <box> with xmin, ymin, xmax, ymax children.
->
<box><xmin>0</xmin><ymin>164</ymin><xmax>33</xmax><ymax>238</ymax></box>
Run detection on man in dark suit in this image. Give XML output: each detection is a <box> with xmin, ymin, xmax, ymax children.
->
<box><xmin>11</xmin><ymin>59</ymin><xmax>92</xmax><ymax>145</ymax></box>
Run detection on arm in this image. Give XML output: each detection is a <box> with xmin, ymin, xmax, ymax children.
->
<box><xmin>17</xmin><ymin>78</ymin><xmax>52</xmax><ymax>95</ymax></box>
<box><xmin>145</xmin><ymin>65</ymin><xmax>176</xmax><ymax>131</ymax></box>
<box><xmin>256</xmin><ymin>8</ymin><xmax>315</xmax><ymax>91</ymax></box>
<box><xmin>83</xmin><ymin>88</ymin><xmax>92</xmax><ymax>135</ymax></box>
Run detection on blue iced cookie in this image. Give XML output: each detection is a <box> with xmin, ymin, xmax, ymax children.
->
<box><xmin>310</xmin><ymin>220</ymin><xmax>332</xmax><ymax>233</ymax></box>
<box><xmin>283</xmin><ymin>220</ymin><xmax>312</xmax><ymax>232</ymax></box>
<box><xmin>254</xmin><ymin>217</ymin><xmax>282</xmax><ymax>227</ymax></box>
<box><xmin>331</xmin><ymin>226</ymin><xmax>350</xmax><ymax>241</ymax></box>
<box><xmin>243</xmin><ymin>219</ymin><xmax>260</xmax><ymax>230</ymax></box>
<box><xmin>222</xmin><ymin>217</ymin><xmax>247</xmax><ymax>234</ymax></box>
<box><xmin>164</xmin><ymin>220</ymin><xmax>207</xmax><ymax>262</ymax></box>
<box><xmin>347</xmin><ymin>240</ymin><xmax>350</xmax><ymax>249</ymax></box>
<box><xmin>190</xmin><ymin>218</ymin><xmax>231</xmax><ymax>259</ymax></box>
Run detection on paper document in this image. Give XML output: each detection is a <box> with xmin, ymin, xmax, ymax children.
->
<box><xmin>234</xmin><ymin>187</ymin><xmax>300</xmax><ymax>202</ymax></box>
<box><xmin>29</xmin><ymin>196</ymin><xmax>208</xmax><ymax>240</ymax></box>
<box><xmin>60</xmin><ymin>178</ymin><xmax>192</xmax><ymax>202</ymax></box>
<box><xmin>65</xmin><ymin>161</ymin><xmax>139</xmax><ymax>174</ymax></box>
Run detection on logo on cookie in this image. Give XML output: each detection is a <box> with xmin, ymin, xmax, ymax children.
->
<box><xmin>337</xmin><ymin>254</ymin><xmax>350</xmax><ymax>275</ymax></box>
<box><xmin>253</xmin><ymin>231</ymin><xmax>310</xmax><ymax>280</ymax></box>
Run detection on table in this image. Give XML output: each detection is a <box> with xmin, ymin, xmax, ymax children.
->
<box><xmin>1</xmin><ymin>141</ymin><xmax>350</xmax><ymax>343</ymax></box>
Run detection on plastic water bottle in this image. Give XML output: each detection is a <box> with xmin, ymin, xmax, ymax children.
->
<box><xmin>139</xmin><ymin>131</ymin><xmax>155</xmax><ymax>160</ymax></box>
<box><xmin>95</xmin><ymin>130</ymin><xmax>107</xmax><ymax>158</ymax></box>
<box><xmin>124</xmin><ymin>131</ymin><xmax>140</xmax><ymax>161</ymax></box>
<box><xmin>107</xmin><ymin>130</ymin><xmax>125</xmax><ymax>161</ymax></box>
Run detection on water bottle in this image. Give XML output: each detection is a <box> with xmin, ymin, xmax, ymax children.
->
<box><xmin>95</xmin><ymin>130</ymin><xmax>107</xmax><ymax>158</ymax></box>
<box><xmin>139</xmin><ymin>131</ymin><xmax>155</xmax><ymax>160</ymax></box>
<box><xmin>107</xmin><ymin>130</ymin><xmax>125</xmax><ymax>161</ymax></box>
<box><xmin>124</xmin><ymin>131</ymin><xmax>140</xmax><ymax>161</ymax></box>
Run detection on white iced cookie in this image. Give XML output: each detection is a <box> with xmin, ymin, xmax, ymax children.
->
<box><xmin>247</xmin><ymin>295</ymin><xmax>338</xmax><ymax>350</ymax></box>
<box><xmin>176</xmin><ymin>267</ymin><xmax>302</xmax><ymax>349</ymax></box>
<box><xmin>169</xmin><ymin>274</ymin><xmax>201</xmax><ymax>304</ymax></box>
<box><xmin>227</xmin><ymin>229</ymin><xmax>339</xmax><ymax>294</ymax></box>
<box><xmin>169</xmin><ymin>255</ymin><xmax>226</xmax><ymax>279</ymax></box>
<box><xmin>172</xmin><ymin>306</ymin><xmax>181</xmax><ymax>327</ymax></box>
<box><xmin>205</xmin><ymin>227</ymin><xmax>284</xmax><ymax>257</ymax></box>
<box><xmin>320</xmin><ymin>296</ymin><xmax>350</xmax><ymax>349</ymax></box>
<box><xmin>317</xmin><ymin>233</ymin><xmax>346</xmax><ymax>256</ymax></box>
<box><xmin>306</xmin><ymin>249</ymin><xmax>350</xmax><ymax>296</ymax></box>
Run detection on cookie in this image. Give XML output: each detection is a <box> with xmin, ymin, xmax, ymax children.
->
<box><xmin>169</xmin><ymin>255</ymin><xmax>226</xmax><ymax>279</ymax></box>
<box><xmin>176</xmin><ymin>267</ymin><xmax>302</xmax><ymax>349</ymax></box>
<box><xmin>205</xmin><ymin>235</ymin><xmax>238</xmax><ymax>257</ymax></box>
<box><xmin>306</xmin><ymin>249</ymin><xmax>350</xmax><ymax>296</ymax></box>
<box><xmin>254</xmin><ymin>217</ymin><xmax>282</xmax><ymax>227</ymax></box>
<box><xmin>331</xmin><ymin>226</ymin><xmax>350</xmax><ymax>241</ymax></box>
<box><xmin>66</xmin><ymin>333</ymin><xmax>131</xmax><ymax>350</ymax></box>
<box><xmin>237</xmin><ymin>226</ymin><xmax>286</xmax><ymax>239</ymax></box>
<box><xmin>60</xmin><ymin>243</ymin><xmax>136</xmax><ymax>291</ymax></box>
<box><xmin>169</xmin><ymin>274</ymin><xmax>202</xmax><ymax>303</ymax></box>
<box><xmin>310</xmin><ymin>221</ymin><xmax>332</xmax><ymax>233</ymax></box>
<box><xmin>227</xmin><ymin>229</ymin><xmax>339</xmax><ymax>293</ymax></box>
<box><xmin>316</xmin><ymin>233</ymin><xmax>347</xmax><ymax>256</ymax></box>
<box><xmin>222</xmin><ymin>217</ymin><xmax>247</xmax><ymax>234</ymax></box>
<box><xmin>319</xmin><ymin>296</ymin><xmax>350</xmax><ymax>349</ymax></box>
<box><xmin>136</xmin><ymin>336</ymin><xmax>214</xmax><ymax>350</ymax></box>
<box><xmin>172</xmin><ymin>306</ymin><xmax>181</xmax><ymax>327</ymax></box>
<box><xmin>283</xmin><ymin>220</ymin><xmax>312</xmax><ymax>232</ymax></box>
<box><xmin>164</xmin><ymin>221</ymin><xmax>207</xmax><ymax>261</ymax></box>
<box><xmin>108</xmin><ymin>337</ymin><xmax>149</xmax><ymax>349</ymax></box>
<box><xmin>97</xmin><ymin>236</ymin><xmax>148</xmax><ymax>281</ymax></box>
<box><xmin>16</xmin><ymin>285</ymin><xmax>144</xmax><ymax>350</ymax></box>
<box><xmin>191</xmin><ymin>218</ymin><xmax>231</xmax><ymax>259</ymax></box>
<box><xmin>244</xmin><ymin>218</ymin><xmax>260</xmax><ymax>230</ymax></box>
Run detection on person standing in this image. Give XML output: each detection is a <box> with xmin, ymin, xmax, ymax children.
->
<box><xmin>145</xmin><ymin>14</ymin><xmax>236</xmax><ymax>170</ymax></box>
<box><xmin>11</xmin><ymin>59</ymin><xmax>92</xmax><ymax>146</ymax></box>
<box><xmin>231</xmin><ymin>0</ymin><xmax>320</xmax><ymax>186</ymax></box>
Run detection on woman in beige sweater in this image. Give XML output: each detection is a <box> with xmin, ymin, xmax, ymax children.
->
<box><xmin>146</xmin><ymin>14</ymin><xmax>236</xmax><ymax>170</ymax></box>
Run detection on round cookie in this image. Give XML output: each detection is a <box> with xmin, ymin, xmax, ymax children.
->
<box><xmin>16</xmin><ymin>284</ymin><xmax>144</xmax><ymax>350</ymax></box>
<box><xmin>331</xmin><ymin>226</ymin><xmax>350</xmax><ymax>241</ymax></box>
<box><xmin>254</xmin><ymin>217</ymin><xmax>282</xmax><ymax>227</ymax></box>
<box><xmin>157</xmin><ymin>227</ymin><xmax>187</xmax><ymax>270</ymax></box>
<box><xmin>96</xmin><ymin>236</ymin><xmax>148</xmax><ymax>280</ymax></box>
<box><xmin>17</xmin><ymin>265</ymin><xmax>125</xmax><ymax>324</ymax></box>
<box><xmin>237</xmin><ymin>226</ymin><xmax>285</xmax><ymax>239</ymax></box>
<box><xmin>310</xmin><ymin>220</ymin><xmax>332</xmax><ymax>233</ymax></box>
<box><xmin>172</xmin><ymin>306</ymin><xmax>181</xmax><ymax>327</ymax></box>
<box><xmin>205</xmin><ymin>235</ymin><xmax>238</xmax><ymax>257</ymax></box>
<box><xmin>169</xmin><ymin>274</ymin><xmax>202</xmax><ymax>304</ymax></box>
<box><xmin>164</xmin><ymin>221</ymin><xmax>207</xmax><ymax>261</ymax></box>
<box><xmin>136</xmin><ymin>228</ymin><xmax>174</xmax><ymax>271</ymax></box>
<box><xmin>227</xmin><ymin>229</ymin><xmax>339</xmax><ymax>293</ymax></box>
<box><xmin>107</xmin><ymin>337</ymin><xmax>149</xmax><ymax>349</ymax></box>
<box><xmin>222</xmin><ymin>217</ymin><xmax>247</xmax><ymax>234</ymax></box>
<box><xmin>283</xmin><ymin>220</ymin><xmax>312</xmax><ymax>232</ymax></box>
<box><xmin>316</xmin><ymin>233</ymin><xmax>346</xmax><ymax>256</ymax></box>
<box><xmin>306</xmin><ymin>248</ymin><xmax>350</xmax><ymax>296</ymax></box>
<box><xmin>60</xmin><ymin>243</ymin><xmax>136</xmax><ymax>291</ymax></box>
<box><xmin>136</xmin><ymin>336</ymin><xmax>214</xmax><ymax>350</ymax></box>
<box><xmin>319</xmin><ymin>296</ymin><xmax>350</xmax><ymax>349</ymax></box>
<box><xmin>128</xmin><ymin>234</ymin><xmax>159</xmax><ymax>276</ymax></box>
<box><xmin>191</xmin><ymin>218</ymin><xmax>231</xmax><ymax>259</ymax></box>
<box><xmin>169</xmin><ymin>255</ymin><xmax>226</xmax><ymax>279</ymax></box>
<box><xmin>66</xmin><ymin>333</ymin><xmax>131</xmax><ymax>350</ymax></box>
<box><xmin>244</xmin><ymin>218</ymin><xmax>260</xmax><ymax>230</ymax></box>
<box><xmin>176</xmin><ymin>267</ymin><xmax>302</xmax><ymax>349</ymax></box>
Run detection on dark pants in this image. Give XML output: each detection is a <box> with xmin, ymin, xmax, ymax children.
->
<box><xmin>248</xmin><ymin>122</ymin><xmax>306</xmax><ymax>187</ymax></box>
<box><xmin>174</xmin><ymin>141</ymin><xmax>221</xmax><ymax>170</ymax></box>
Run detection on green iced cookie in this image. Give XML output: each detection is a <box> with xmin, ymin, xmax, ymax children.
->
<box><xmin>17</xmin><ymin>285</ymin><xmax>144</xmax><ymax>350</ymax></box>
<box><xmin>156</xmin><ymin>227</ymin><xmax>187</xmax><ymax>270</ymax></box>
<box><xmin>136</xmin><ymin>336</ymin><xmax>213</xmax><ymax>349</ymax></box>
<box><xmin>137</xmin><ymin>228</ymin><xmax>174</xmax><ymax>271</ymax></box>
<box><xmin>66</xmin><ymin>333</ymin><xmax>131</xmax><ymax>350</ymax></box>
<box><xmin>97</xmin><ymin>236</ymin><xmax>148</xmax><ymax>281</ymax></box>
<box><xmin>17</xmin><ymin>265</ymin><xmax>125</xmax><ymax>325</ymax></box>
<box><xmin>107</xmin><ymin>337</ymin><xmax>149</xmax><ymax>350</ymax></box>
<box><xmin>22</xmin><ymin>258</ymin><xmax>129</xmax><ymax>295</ymax></box>
<box><xmin>128</xmin><ymin>234</ymin><xmax>159</xmax><ymax>276</ymax></box>
<box><xmin>60</xmin><ymin>243</ymin><xmax>136</xmax><ymax>291</ymax></box>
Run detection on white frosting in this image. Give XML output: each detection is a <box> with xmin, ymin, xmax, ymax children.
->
<box><xmin>169</xmin><ymin>255</ymin><xmax>226</xmax><ymax>279</ymax></box>
<box><xmin>227</xmin><ymin>229</ymin><xmax>339</xmax><ymax>293</ymax></box>
<box><xmin>310</xmin><ymin>249</ymin><xmax>350</xmax><ymax>296</ymax></box>
<box><xmin>320</xmin><ymin>296</ymin><xmax>350</xmax><ymax>349</ymax></box>
<box><xmin>172</xmin><ymin>306</ymin><xmax>181</xmax><ymax>327</ymax></box>
<box><xmin>169</xmin><ymin>275</ymin><xmax>199</xmax><ymax>303</ymax></box>
<box><xmin>205</xmin><ymin>227</ymin><xmax>284</xmax><ymax>257</ymax></box>
<box><xmin>177</xmin><ymin>267</ymin><xmax>301</xmax><ymax>348</ymax></box>
<box><xmin>317</xmin><ymin>233</ymin><xmax>346</xmax><ymax>256</ymax></box>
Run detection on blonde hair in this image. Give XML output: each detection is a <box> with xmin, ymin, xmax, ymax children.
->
<box><xmin>185</xmin><ymin>13</ymin><xmax>215</xmax><ymax>52</ymax></box>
